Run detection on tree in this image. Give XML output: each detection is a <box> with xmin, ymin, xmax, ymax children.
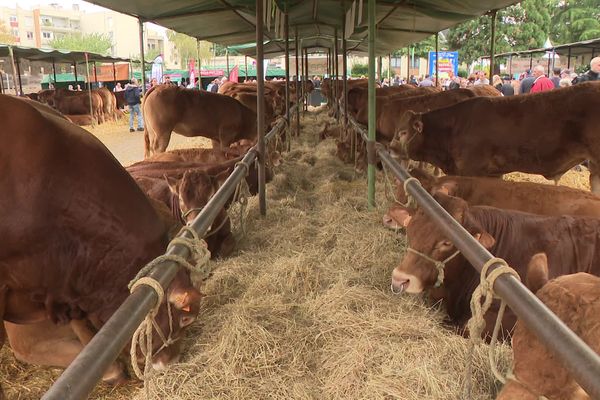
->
<box><xmin>0</xmin><ymin>21</ymin><xmax>15</xmax><ymax>45</ymax></box>
<box><xmin>49</xmin><ymin>33</ymin><xmax>112</xmax><ymax>55</ymax></box>
<box><xmin>166</xmin><ymin>30</ymin><xmax>198</xmax><ymax>66</ymax></box>
<box><xmin>392</xmin><ymin>35</ymin><xmax>440</xmax><ymax>59</ymax></box>
<box><xmin>551</xmin><ymin>0</ymin><xmax>600</xmax><ymax>43</ymax></box>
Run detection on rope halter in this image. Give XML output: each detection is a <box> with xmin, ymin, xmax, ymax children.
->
<box><xmin>406</xmin><ymin>247</ymin><xmax>461</xmax><ymax>288</ymax></box>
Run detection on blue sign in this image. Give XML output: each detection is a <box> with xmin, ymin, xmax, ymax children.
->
<box><xmin>428</xmin><ymin>51</ymin><xmax>459</xmax><ymax>78</ymax></box>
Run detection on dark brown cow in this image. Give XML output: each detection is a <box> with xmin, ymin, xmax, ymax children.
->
<box><xmin>497</xmin><ymin>253</ymin><xmax>600</xmax><ymax>400</ymax></box>
<box><xmin>230</xmin><ymin>91</ymin><xmax>277</xmax><ymax>127</ymax></box>
<box><xmin>142</xmin><ymin>85</ymin><xmax>257</xmax><ymax>158</ymax></box>
<box><xmin>114</xmin><ymin>90</ymin><xmax>126</xmax><ymax>109</ymax></box>
<box><xmin>390</xmin><ymin>193</ymin><xmax>600</xmax><ymax>339</ymax></box>
<box><xmin>383</xmin><ymin>168</ymin><xmax>600</xmax><ymax>229</ymax></box>
<box><xmin>0</xmin><ymin>94</ymin><xmax>201</xmax><ymax>393</ymax></box>
<box><xmin>394</xmin><ymin>82</ymin><xmax>600</xmax><ymax>193</ymax></box>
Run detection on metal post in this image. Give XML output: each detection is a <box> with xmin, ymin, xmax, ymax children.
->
<box><xmin>244</xmin><ymin>55</ymin><xmax>248</xmax><ymax>82</ymax></box>
<box><xmin>435</xmin><ymin>32</ymin><xmax>439</xmax><ymax>86</ymax></box>
<box><xmin>342</xmin><ymin>15</ymin><xmax>351</xmax><ymax>160</ymax></box>
<box><xmin>529</xmin><ymin>53</ymin><xmax>533</xmax><ymax>70</ymax></box>
<box><xmin>138</xmin><ymin>18</ymin><xmax>146</xmax><ymax>94</ymax></box>
<box><xmin>0</xmin><ymin>71</ymin><xmax>4</xmax><ymax>94</ymax></box>
<box><xmin>256</xmin><ymin>0</ymin><xmax>266</xmax><ymax>216</ymax></box>
<box><xmin>509</xmin><ymin>55</ymin><xmax>513</xmax><ymax>77</ymax></box>
<box><xmin>294</xmin><ymin>26</ymin><xmax>300</xmax><ymax>137</ymax></box>
<box><xmin>93</xmin><ymin>63</ymin><xmax>98</xmax><ymax>85</ymax></box>
<box><xmin>52</xmin><ymin>58</ymin><xmax>57</xmax><ymax>88</ymax></box>
<box><xmin>367</xmin><ymin>0</ymin><xmax>376</xmax><ymax>209</ymax></box>
<box><xmin>226</xmin><ymin>47</ymin><xmax>230</xmax><ymax>78</ymax></box>
<box><xmin>334</xmin><ymin>27</ymin><xmax>339</xmax><ymax>122</ymax></box>
<box><xmin>387</xmin><ymin>53</ymin><xmax>391</xmax><ymax>81</ymax></box>
<box><xmin>377</xmin><ymin>56</ymin><xmax>382</xmax><ymax>83</ymax></box>
<box><xmin>489</xmin><ymin>10</ymin><xmax>497</xmax><ymax>82</ymax></box>
<box><xmin>547</xmin><ymin>52</ymin><xmax>552</xmax><ymax>76</ymax></box>
<box><xmin>284</xmin><ymin>12</ymin><xmax>290</xmax><ymax>151</ymax></box>
<box><xmin>84</xmin><ymin>53</ymin><xmax>95</xmax><ymax>126</ymax></box>
<box><xmin>15</xmin><ymin>53</ymin><xmax>23</xmax><ymax>95</ymax></box>
<box><xmin>406</xmin><ymin>47</ymin><xmax>410</xmax><ymax>81</ymax></box>
<box><xmin>567</xmin><ymin>47</ymin><xmax>572</xmax><ymax>69</ymax></box>
<box><xmin>304</xmin><ymin>48</ymin><xmax>309</xmax><ymax>111</ymax></box>
<box><xmin>112</xmin><ymin>62</ymin><xmax>117</xmax><ymax>87</ymax></box>
<box><xmin>196</xmin><ymin>39</ymin><xmax>201</xmax><ymax>89</ymax></box>
<box><xmin>73</xmin><ymin>62</ymin><xmax>78</xmax><ymax>88</ymax></box>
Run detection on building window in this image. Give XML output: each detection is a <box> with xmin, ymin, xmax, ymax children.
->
<box><xmin>9</xmin><ymin>15</ymin><xmax>17</xmax><ymax>22</ymax></box>
<box><xmin>42</xmin><ymin>31</ymin><xmax>52</xmax><ymax>39</ymax></box>
<box><xmin>11</xmin><ymin>28</ymin><xmax>19</xmax><ymax>37</ymax></box>
<box><xmin>41</xmin><ymin>16</ymin><xmax>52</xmax><ymax>26</ymax></box>
<box><xmin>391</xmin><ymin>57</ymin><xmax>402</xmax><ymax>68</ymax></box>
<box><xmin>410</xmin><ymin>57</ymin><xmax>420</xmax><ymax>69</ymax></box>
<box><xmin>26</xmin><ymin>31</ymin><xmax>33</xmax><ymax>39</ymax></box>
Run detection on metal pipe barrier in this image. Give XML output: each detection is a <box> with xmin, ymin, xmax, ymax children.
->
<box><xmin>348</xmin><ymin>115</ymin><xmax>600</xmax><ymax>398</ymax></box>
<box><xmin>43</xmin><ymin>116</ymin><xmax>290</xmax><ymax>400</ymax></box>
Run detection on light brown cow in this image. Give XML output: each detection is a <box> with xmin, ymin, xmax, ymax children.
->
<box><xmin>383</xmin><ymin>167</ymin><xmax>600</xmax><ymax>229</ymax></box>
<box><xmin>53</xmin><ymin>89</ymin><xmax>104</xmax><ymax>124</ymax></box>
<box><xmin>142</xmin><ymin>85</ymin><xmax>258</xmax><ymax>158</ymax></box>
<box><xmin>95</xmin><ymin>87</ymin><xmax>118</xmax><ymax>121</ymax></box>
<box><xmin>496</xmin><ymin>253</ymin><xmax>600</xmax><ymax>400</ymax></box>
<box><xmin>394</xmin><ymin>82</ymin><xmax>600</xmax><ymax>193</ymax></box>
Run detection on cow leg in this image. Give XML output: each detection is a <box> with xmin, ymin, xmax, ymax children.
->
<box><xmin>589</xmin><ymin>161</ymin><xmax>600</xmax><ymax>194</ymax></box>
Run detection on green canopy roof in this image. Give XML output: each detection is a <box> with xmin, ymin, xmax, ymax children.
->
<box><xmin>41</xmin><ymin>73</ymin><xmax>86</xmax><ymax>83</ymax></box>
<box><xmin>0</xmin><ymin>44</ymin><xmax>130</xmax><ymax>64</ymax></box>
<box><xmin>85</xmin><ymin>0</ymin><xmax>520</xmax><ymax>57</ymax></box>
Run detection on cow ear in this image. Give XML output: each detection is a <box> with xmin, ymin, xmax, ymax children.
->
<box><xmin>383</xmin><ymin>206</ymin><xmax>412</xmax><ymax>229</ymax></box>
<box><xmin>474</xmin><ymin>232</ymin><xmax>495</xmax><ymax>249</ymax></box>
<box><xmin>433</xmin><ymin>192</ymin><xmax>467</xmax><ymax>223</ymax></box>
<box><xmin>435</xmin><ymin>180</ymin><xmax>458</xmax><ymax>196</ymax></box>
<box><xmin>526</xmin><ymin>253</ymin><xmax>549</xmax><ymax>293</ymax></box>
<box><xmin>164</xmin><ymin>174</ymin><xmax>179</xmax><ymax>195</ymax></box>
<box><xmin>168</xmin><ymin>286</ymin><xmax>203</xmax><ymax>311</ymax></box>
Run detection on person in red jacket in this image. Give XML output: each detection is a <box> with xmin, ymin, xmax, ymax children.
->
<box><xmin>530</xmin><ymin>65</ymin><xmax>554</xmax><ymax>93</ymax></box>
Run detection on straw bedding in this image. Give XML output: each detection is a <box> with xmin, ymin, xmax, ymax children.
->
<box><xmin>0</xmin><ymin>107</ymin><xmax>590</xmax><ymax>399</ymax></box>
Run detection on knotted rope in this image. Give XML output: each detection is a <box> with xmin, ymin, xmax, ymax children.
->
<box><xmin>128</xmin><ymin>226</ymin><xmax>211</xmax><ymax>397</ymax></box>
<box><xmin>406</xmin><ymin>247</ymin><xmax>461</xmax><ymax>288</ymax></box>
<box><xmin>231</xmin><ymin>160</ymin><xmax>251</xmax><ymax>236</ymax></box>
<box><xmin>463</xmin><ymin>257</ymin><xmax>523</xmax><ymax>399</ymax></box>
<box><xmin>381</xmin><ymin>162</ymin><xmax>420</xmax><ymax>210</ymax></box>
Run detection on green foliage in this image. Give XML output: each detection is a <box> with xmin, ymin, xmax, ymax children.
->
<box><xmin>392</xmin><ymin>35</ymin><xmax>440</xmax><ymax>59</ymax></box>
<box><xmin>351</xmin><ymin>63</ymin><xmax>368</xmax><ymax>76</ymax></box>
<box><xmin>49</xmin><ymin>33</ymin><xmax>112</xmax><ymax>55</ymax></box>
<box><xmin>165</xmin><ymin>30</ymin><xmax>214</xmax><ymax>66</ymax></box>
<box><xmin>211</xmin><ymin>43</ymin><xmax>239</xmax><ymax>57</ymax></box>
<box><xmin>145</xmin><ymin>48</ymin><xmax>161</xmax><ymax>62</ymax></box>
<box><xmin>457</xmin><ymin>68</ymin><xmax>468</xmax><ymax>78</ymax></box>
<box><xmin>551</xmin><ymin>0</ymin><xmax>600</xmax><ymax>42</ymax></box>
<box><xmin>0</xmin><ymin>21</ymin><xmax>15</xmax><ymax>44</ymax></box>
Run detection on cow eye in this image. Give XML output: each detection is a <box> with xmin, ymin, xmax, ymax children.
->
<box><xmin>439</xmin><ymin>240</ymin><xmax>453</xmax><ymax>248</ymax></box>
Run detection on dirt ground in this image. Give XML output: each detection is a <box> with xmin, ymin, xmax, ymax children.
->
<box><xmin>0</xmin><ymin>109</ymin><xmax>592</xmax><ymax>399</ymax></box>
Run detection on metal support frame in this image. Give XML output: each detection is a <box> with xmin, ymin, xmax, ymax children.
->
<box><xmin>304</xmin><ymin>48</ymin><xmax>309</xmax><ymax>111</ymax></box>
<box><xmin>93</xmin><ymin>64</ymin><xmax>98</xmax><ymax>85</ymax></box>
<box><xmin>0</xmin><ymin>71</ymin><xmax>4</xmax><ymax>94</ymax></box>
<box><xmin>377</xmin><ymin>55</ymin><xmax>382</xmax><ymax>83</ymax></box>
<box><xmin>138</xmin><ymin>18</ymin><xmax>146</xmax><ymax>94</ymax></box>
<box><xmin>567</xmin><ymin>47</ymin><xmax>572</xmax><ymax>69</ymax></box>
<box><xmin>256</xmin><ymin>0</ymin><xmax>266</xmax><ymax>216</ymax></box>
<box><xmin>244</xmin><ymin>55</ymin><xmax>248</xmax><ymax>82</ymax></box>
<box><xmin>334</xmin><ymin>27</ymin><xmax>339</xmax><ymax>122</ymax></box>
<box><xmin>299</xmin><ymin>40</ymin><xmax>304</xmax><ymax>104</ymax></box>
<box><xmin>367</xmin><ymin>0</ymin><xmax>376</xmax><ymax>209</ymax></box>
<box><xmin>294</xmin><ymin>26</ymin><xmax>300</xmax><ymax>137</ymax></box>
<box><xmin>509</xmin><ymin>55</ymin><xmax>513</xmax><ymax>77</ymax></box>
<box><xmin>15</xmin><ymin>53</ymin><xmax>23</xmax><ymax>95</ymax></box>
<box><xmin>52</xmin><ymin>58</ymin><xmax>57</xmax><ymax>88</ymax></box>
<box><xmin>529</xmin><ymin>53</ymin><xmax>533</xmax><ymax>70</ymax></box>
<box><xmin>226</xmin><ymin>47</ymin><xmax>230</xmax><ymax>78</ymax></box>
<box><xmin>284</xmin><ymin>12</ymin><xmax>291</xmax><ymax>151</ymax></box>
<box><xmin>73</xmin><ymin>62</ymin><xmax>78</xmax><ymax>88</ymax></box>
<box><xmin>84</xmin><ymin>53</ymin><xmax>95</xmax><ymax>126</ymax></box>
<box><xmin>112</xmin><ymin>62</ymin><xmax>117</xmax><ymax>87</ymax></box>
<box><xmin>489</xmin><ymin>10</ymin><xmax>497</xmax><ymax>81</ymax></box>
<box><xmin>406</xmin><ymin>47</ymin><xmax>410</xmax><ymax>81</ymax></box>
<box><xmin>435</xmin><ymin>32</ymin><xmax>439</xmax><ymax>86</ymax></box>
<box><xmin>387</xmin><ymin>53</ymin><xmax>391</xmax><ymax>81</ymax></box>
<box><xmin>342</xmin><ymin>16</ymin><xmax>351</xmax><ymax>161</ymax></box>
<box><xmin>196</xmin><ymin>39</ymin><xmax>201</xmax><ymax>89</ymax></box>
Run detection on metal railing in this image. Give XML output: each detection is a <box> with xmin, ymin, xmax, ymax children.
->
<box><xmin>347</xmin><ymin>116</ymin><xmax>600</xmax><ymax>398</ymax></box>
<box><xmin>42</xmin><ymin>113</ymin><xmax>291</xmax><ymax>400</ymax></box>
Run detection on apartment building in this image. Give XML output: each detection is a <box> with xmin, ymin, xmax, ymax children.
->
<box><xmin>0</xmin><ymin>3</ymin><xmax>180</xmax><ymax>68</ymax></box>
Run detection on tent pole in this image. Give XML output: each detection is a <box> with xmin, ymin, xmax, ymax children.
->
<box><xmin>196</xmin><ymin>39</ymin><xmax>201</xmax><ymax>89</ymax></box>
<box><xmin>377</xmin><ymin>56</ymin><xmax>381</xmax><ymax>83</ymax></box>
<box><xmin>367</xmin><ymin>0</ymin><xmax>376</xmax><ymax>209</ymax></box>
<box><xmin>0</xmin><ymin>71</ymin><xmax>4</xmax><ymax>94</ymax></box>
<box><xmin>52</xmin><ymin>58</ymin><xmax>57</xmax><ymax>88</ymax></box>
<box><xmin>567</xmin><ymin>47</ymin><xmax>571</xmax><ymax>69</ymax></box>
<box><xmin>85</xmin><ymin>53</ymin><xmax>95</xmax><ymax>126</ymax></box>
<box><xmin>387</xmin><ymin>53</ymin><xmax>391</xmax><ymax>81</ymax></box>
<box><xmin>294</xmin><ymin>26</ymin><xmax>300</xmax><ymax>137</ymax></box>
<box><xmin>509</xmin><ymin>55</ymin><xmax>513</xmax><ymax>77</ymax></box>
<box><xmin>15</xmin><ymin>53</ymin><xmax>23</xmax><ymax>95</ymax></box>
<box><xmin>226</xmin><ymin>47</ymin><xmax>230</xmax><ymax>78</ymax></box>
<box><xmin>138</xmin><ymin>18</ymin><xmax>146</xmax><ymax>94</ymax></box>
<box><xmin>435</xmin><ymin>32</ymin><xmax>439</xmax><ymax>86</ymax></box>
<box><xmin>529</xmin><ymin>53</ymin><xmax>533</xmax><ymax>70</ymax></box>
<box><xmin>342</xmin><ymin>14</ymin><xmax>352</xmax><ymax>161</ymax></box>
<box><xmin>8</xmin><ymin>46</ymin><xmax>19</xmax><ymax>95</ymax></box>
<box><xmin>112</xmin><ymin>62</ymin><xmax>117</xmax><ymax>87</ymax></box>
<box><xmin>406</xmin><ymin>47</ymin><xmax>410</xmax><ymax>81</ymax></box>
<box><xmin>93</xmin><ymin>63</ymin><xmax>98</xmax><ymax>86</ymax></box>
<box><xmin>284</xmin><ymin>11</ymin><xmax>290</xmax><ymax>151</ymax></box>
<box><xmin>73</xmin><ymin>62</ymin><xmax>78</xmax><ymax>88</ymax></box>
<box><xmin>334</xmin><ymin>27</ymin><xmax>339</xmax><ymax>123</ymax></box>
<box><xmin>256</xmin><ymin>0</ymin><xmax>266</xmax><ymax>216</ymax></box>
<box><xmin>304</xmin><ymin>48</ymin><xmax>308</xmax><ymax>111</ymax></box>
<box><xmin>489</xmin><ymin>9</ymin><xmax>497</xmax><ymax>82</ymax></box>
<box><xmin>244</xmin><ymin>55</ymin><xmax>248</xmax><ymax>82</ymax></box>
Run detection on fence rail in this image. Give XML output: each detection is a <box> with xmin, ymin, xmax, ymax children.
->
<box><xmin>347</xmin><ymin>116</ymin><xmax>600</xmax><ymax>398</ymax></box>
<box><xmin>42</xmin><ymin>112</ymin><xmax>291</xmax><ymax>400</ymax></box>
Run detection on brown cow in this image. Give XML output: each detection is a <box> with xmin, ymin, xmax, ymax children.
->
<box><xmin>230</xmin><ymin>91</ymin><xmax>277</xmax><ymax>127</ymax></box>
<box><xmin>65</xmin><ymin>114</ymin><xmax>94</xmax><ymax>126</ymax></box>
<box><xmin>95</xmin><ymin>87</ymin><xmax>118</xmax><ymax>121</ymax></box>
<box><xmin>0</xmin><ymin>94</ymin><xmax>200</xmax><ymax>393</ymax></box>
<box><xmin>142</xmin><ymin>85</ymin><xmax>258</xmax><ymax>158</ymax></box>
<box><xmin>390</xmin><ymin>192</ymin><xmax>600</xmax><ymax>339</ymax></box>
<box><xmin>394</xmin><ymin>82</ymin><xmax>600</xmax><ymax>193</ymax></box>
<box><xmin>54</xmin><ymin>89</ymin><xmax>104</xmax><ymax>124</ymax></box>
<box><xmin>497</xmin><ymin>253</ymin><xmax>600</xmax><ymax>400</ymax></box>
<box><xmin>383</xmin><ymin>167</ymin><xmax>600</xmax><ymax>229</ymax></box>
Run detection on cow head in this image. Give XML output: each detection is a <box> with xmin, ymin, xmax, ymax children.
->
<box><xmin>390</xmin><ymin>193</ymin><xmax>495</xmax><ymax>294</ymax></box>
<box><xmin>525</xmin><ymin>253</ymin><xmax>550</xmax><ymax>294</ymax></box>
<box><xmin>166</xmin><ymin>169</ymin><xmax>229</xmax><ymax>224</ymax></box>
<box><xmin>390</xmin><ymin>111</ymin><xmax>424</xmax><ymax>158</ymax></box>
<box><xmin>147</xmin><ymin>269</ymin><xmax>203</xmax><ymax>370</ymax></box>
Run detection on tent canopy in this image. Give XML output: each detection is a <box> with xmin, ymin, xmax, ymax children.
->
<box><xmin>482</xmin><ymin>37</ymin><xmax>600</xmax><ymax>59</ymax></box>
<box><xmin>0</xmin><ymin>44</ymin><xmax>130</xmax><ymax>64</ymax></box>
<box><xmin>85</xmin><ymin>0</ymin><xmax>520</xmax><ymax>57</ymax></box>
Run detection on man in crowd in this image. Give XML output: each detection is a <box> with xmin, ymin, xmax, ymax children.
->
<box><xmin>530</xmin><ymin>64</ymin><xmax>554</xmax><ymax>93</ymax></box>
<box><xmin>550</xmin><ymin>67</ymin><xmax>562</xmax><ymax>88</ymax></box>
<box><xmin>520</xmin><ymin>69</ymin><xmax>536</xmax><ymax>94</ymax></box>
<box><xmin>574</xmin><ymin>57</ymin><xmax>600</xmax><ymax>84</ymax></box>
<box><xmin>418</xmin><ymin>74</ymin><xmax>434</xmax><ymax>87</ymax></box>
<box><xmin>499</xmin><ymin>75</ymin><xmax>515</xmax><ymax>96</ymax></box>
<box><xmin>474</xmin><ymin>71</ymin><xmax>489</xmax><ymax>85</ymax></box>
<box><xmin>124</xmin><ymin>78</ymin><xmax>144</xmax><ymax>133</ymax></box>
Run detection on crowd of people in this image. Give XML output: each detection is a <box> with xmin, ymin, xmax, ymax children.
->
<box><xmin>380</xmin><ymin>56</ymin><xmax>599</xmax><ymax>96</ymax></box>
